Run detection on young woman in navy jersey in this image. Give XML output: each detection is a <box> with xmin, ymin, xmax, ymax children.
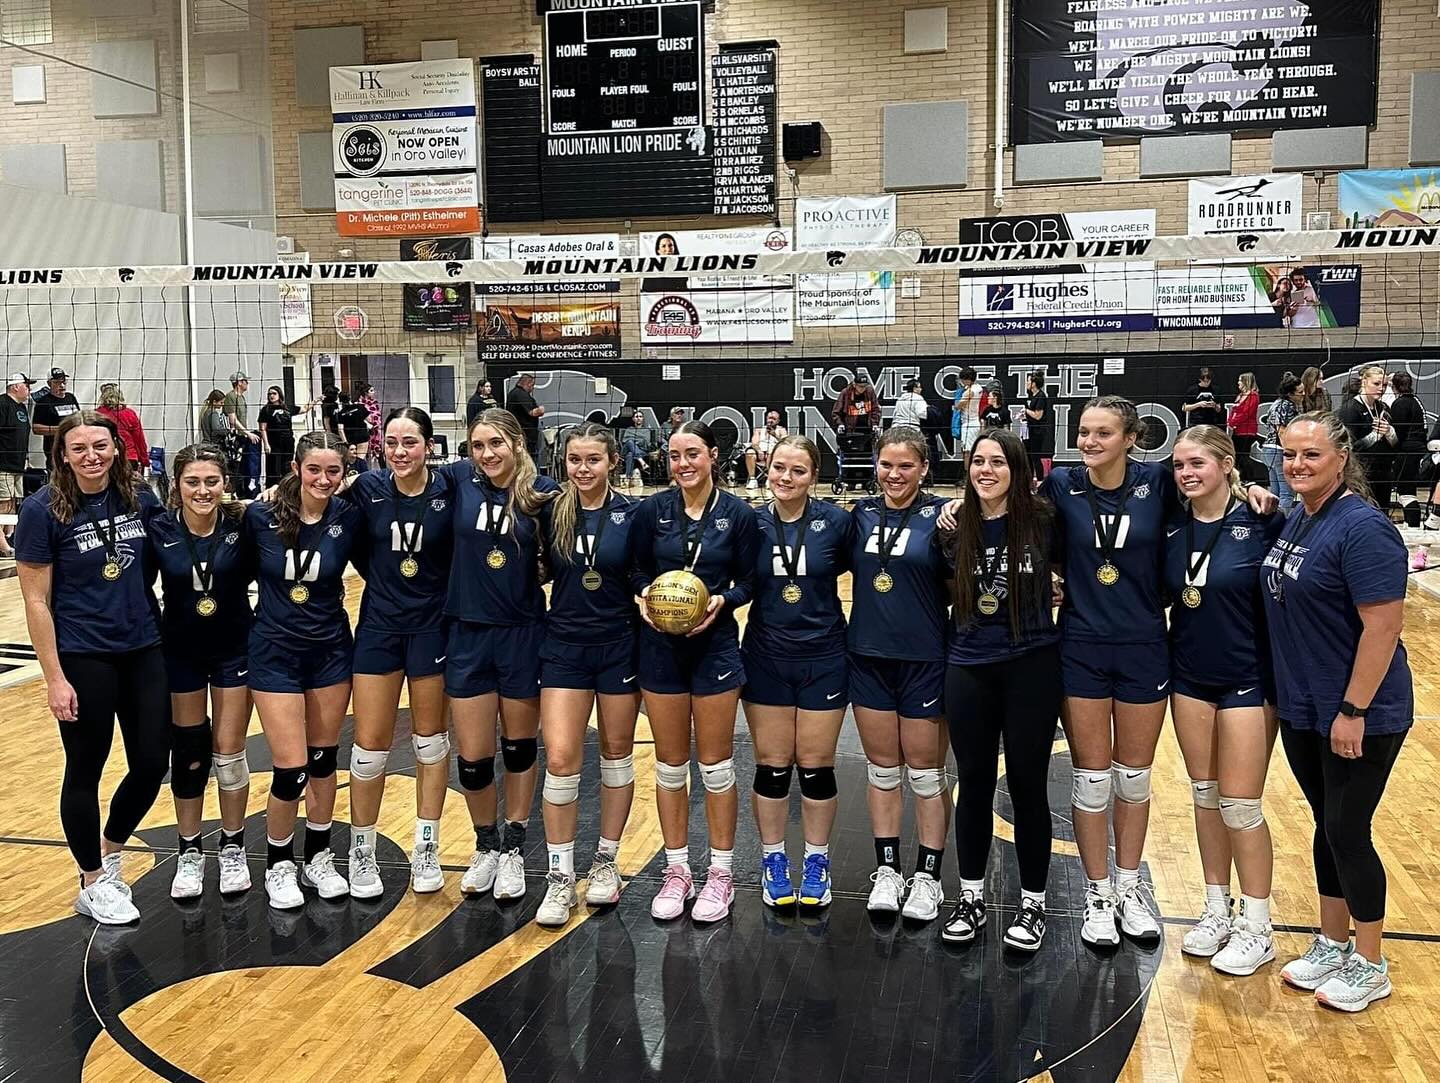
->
<box><xmin>344</xmin><ymin>408</ymin><xmax>455</xmax><ymax>900</ymax></box>
<box><xmin>150</xmin><ymin>445</ymin><xmax>254</xmax><ymax>900</ymax></box>
<box><xmin>632</xmin><ymin>419</ymin><xmax>759</xmax><ymax>924</ymax></box>
<box><xmin>244</xmin><ymin>431</ymin><xmax>365</xmax><ymax>910</ymax></box>
<box><xmin>1165</xmin><ymin>426</ymin><xmax>1283</xmax><ymax>976</ymax></box>
<box><xmin>17</xmin><ymin>411</ymin><xmax>167</xmax><ymax>925</ymax></box>
<box><xmin>533</xmin><ymin>423</ymin><xmax>642</xmax><ymax>927</ymax></box>
<box><xmin>1265</xmin><ymin>412</ymin><xmax>1412</xmax><ymax>1013</ymax></box>
<box><xmin>848</xmin><ymin>426</ymin><xmax>952</xmax><ymax>924</ymax></box>
<box><xmin>442</xmin><ymin>408</ymin><xmax>558</xmax><ymax>903</ymax></box>
<box><xmin>742</xmin><ymin>435</ymin><xmax>852</xmax><ymax>910</ymax></box>
<box><xmin>940</xmin><ymin>430</ymin><xmax>1060</xmax><ymax>950</ymax></box>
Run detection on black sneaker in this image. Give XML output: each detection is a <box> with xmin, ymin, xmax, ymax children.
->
<box><xmin>1003</xmin><ymin>900</ymin><xmax>1046</xmax><ymax>952</ymax></box>
<box><xmin>941</xmin><ymin>892</ymin><xmax>986</xmax><ymax>943</ymax></box>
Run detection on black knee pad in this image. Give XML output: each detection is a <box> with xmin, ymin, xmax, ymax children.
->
<box><xmin>458</xmin><ymin>755</ymin><xmax>496</xmax><ymax>792</ymax></box>
<box><xmin>500</xmin><ymin>737</ymin><xmax>538</xmax><ymax>773</ymax></box>
<box><xmin>798</xmin><ymin>765</ymin><xmax>838</xmax><ymax>801</ymax></box>
<box><xmin>169</xmin><ymin>721</ymin><xmax>213</xmax><ymax>800</ymax></box>
<box><xmin>271</xmin><ymin>764</ymin><xmax>308</xmax><ymax>802</ymax></box>
<box><xmin>752</xmin><ymin>763</ymin><xmax>793</xmax><ymax>799</ymax></box>
<box><xmin>306</xmin><ymin>745</ymin><xmax>338</xmax><ymax>780</ymax></box>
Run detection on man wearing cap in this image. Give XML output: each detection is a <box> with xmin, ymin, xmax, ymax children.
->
<box><xmin>0</xmin><ymin>374</ymin><xmax>33</xmax><ymax>557</ymax></box>
<box><xmin>831</xmin><ymin>372</ymin><xmax>880</xmax><ymax>433</ymax></box>
<box><xmin>224</xmin><ymin>371</ymin><xmax>260</xmax><ymax>496</ymax></box>
<box><xmin>30</xmin><ymin>367</ymin><xmax>79</xmax><ymax>464</ymax></box>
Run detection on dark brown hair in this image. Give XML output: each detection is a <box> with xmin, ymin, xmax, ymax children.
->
<box><xmin>168</xmin><ymin>443</ymin><xmax>242</xmax><ymax>520</ymax></box>
<box><xmin>272</xmin><ymin>431</ymin><xmax>348</xmax><ymax>546</ymax></box>
<box><xmin>48</xmin><ymin>410</ymin><xmax>140</xmax><ymax>523</ymax></box>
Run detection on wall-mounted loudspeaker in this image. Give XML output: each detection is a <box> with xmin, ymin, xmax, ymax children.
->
<box><xmin>783</xmin><ymin>121</ymin><xmax>824</xmax><ymax>161</ymax></box>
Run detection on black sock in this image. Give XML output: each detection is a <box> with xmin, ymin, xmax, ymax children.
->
<box><xmin>266</xmin><ymin>836</ymin><xmax>294</xmax><ymax>869</ymax></box>
<box><xmin>503</xmin><ymin>820</ymin><xmax>527</xmax><ymax>852</ymax></box>
<box><xmin>178</xmin><ymin>832</ymin><xmax>202</xmax><ymax>856</ymax></box>
<box><xmin>475</xmin><ymin>823</ymin><xmax>500</xmax><ymax>853</ymax></box>
<box><xmin>303</xmin><ymin>824</ymin><xmax>332</xmax><ymax>862</ymax></box>
<box><xmin>221</xmin><ymin>828</ymin><xmax>245</xmax><ymax>850</ymax></box>
<box><xmin>875</xmin><ymin>836</ymin><xmax>901</xmax><ymax>871</ymax></box>
<box><xmin>916</xmin><ymin>845</ymin><xmax>944</xmax><ymax>879</ymax></box>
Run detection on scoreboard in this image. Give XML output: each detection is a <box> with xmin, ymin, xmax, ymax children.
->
<box><xmin>545</xmin><ymin>2</ymin><xmax>704</xmax><ymax>134</ymax></box>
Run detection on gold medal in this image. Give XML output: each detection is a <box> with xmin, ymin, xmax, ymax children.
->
<box><xmin>873</xmin><ymin>571</ymin><xmax>895</xmax><ymax>594</ymax></box>
<box><xmin>399</xmin><ymin>556</ymin><xmax>420</xmax><ymax>579</ymax></box>
<box><xmin>289</xmin><ymin>583</ymin><xmax>310</xmax><ymax>605</ymax></box>
<box><xmin>101</xmin><ymin>559</ymin><xmax>122</xmax><ymax>581</ymax></box>
<box><xmin>977</xmin><ymin>592</ymin><xmax>1000</xmax><ymax>616</ymax></box>
<box><xmin>1096</xmin><ymin>562</ymin><xmax>1120</xmax><ymax>587</ymax></box>
<box><xmin>195</xmin><ymin>595</ymin><xmax>218</xmax><ymax>618</ymax></box>
<box><xmin>486</xmin><ymin>548</ymin><xmax>507</xmax><ymax>570</ymax></box>
<box><xmin>781</xmin><ymin>582</ymin><xmax>803</xmax><ymax>604</ymax></box>
<box><xmin>1181</xmin><ymin>585</ymin><xmax>1203</xmax><ymax>609</ymax></box>
<box><xmin>581</xmin><ymin>568</ymin><xmax>603</xmax><ymax>591</ymax></box>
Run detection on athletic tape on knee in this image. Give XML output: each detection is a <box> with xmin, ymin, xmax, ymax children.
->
<box><xmin>752</xmin><ymin>763</ymin><xmax>793</xmax><ymax>799</ymax></box>
<box><xmin>271</xmin><ymin>764</ymin><xmax>308</xmax><ymax>802</ymax></box>
<box><xmin>867</xmin><ymin>761</ymin><xmax>902</xmax><ymax>791</ymax></box>
<box><xmin>500</xmin><ymin>737</ymin><xmax>538</xmax><ymax>773</ymax></box>
<box><xmin>349</xmin><ymin>745</ymin><xmax>389</xmax><ymax>783</ymax></box>
<box><xmin>655</xmin><ymin>760</ymin><xmax>690</xmax><ymax>791</ymax></box>
<box><xmin>412</xmin><ymin>732</ymin><xmax>450</xmax><ymax>766</ymax></box>
<box><xmin>906</xmin><ymin>765</ymin><xmax>945</xmax><ymax>799</ymax></box>
<box><xmin>1220</xmin><ymin>796</ymin><xmax>1265</xmax><ymax>832</ymax></box>
<box><xmin>599</xmin><ymin>753</ymin><xmax>634</xmax><ymax>788</ymax></box>
<box><xmin>798</xmin><ymin>765</ymin><xmax>837</xmax><ymax>801</ymax></box>
<box><xmin>457</xmin><ymin>755</ymin><xmax>495</xmax><ymax>792</ymax></box>
<box><xmin>1071</xmin><ymin>768</ymin><xmax>1112</xmax><ymax>814</ymax></box>
<box><xmin>698</xmin><ymin>758</ymin><xmax>736</xmax><ymax>794</ymax></box>
<box><xmin>169</xmin><ymin>722</ymin><xmax>213</xmax><ymax>800</ymax></box>
<box><xmin>307</xmin><ymin>745</ymin><xmax>338</xmax><ymax>780</ymax></box>
<box><xmin>212</xmin><ymin>750</ymin><xmax>249</xmax><ymax>792</ymax></box>
<box><xmin>1190</xmin><ymin>779</ymin><xmax>1220</xmax><ymax>810</ymax></box>
<box><xmin>1111</xmin><ymin>762</ymin><xmax>1152</xmax><ymax>804</ymax></box>
<box><xmin>543</xmin><ymin>771</ymin><xmax>581</xmax><ymax>806</ymax></box>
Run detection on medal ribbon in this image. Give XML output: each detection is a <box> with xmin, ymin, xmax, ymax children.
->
<box><xmin>177</xmin><ymin>514</ymin><xmax>217</xmax><ymax>598</ymax></box>
<box><xmin>575</xmin><ymin>493</ymin><xmax>612</xmax><ymax>572</ymax></box>
<box><xmin>876</xmin><ymin>500</ymin><xmax>917</xmax><ymax>577</ymax></box>
<box><xmin>774</xmin><ymin>498</ymin><xmax>811</xmax><ymax>588</ymax></box>
<box><xmin>79</xmin><ymin>492</ymin><xmax>120</xmax><ymax>570</ymax></box>
<box><xmin>289</xmin><ymin>510</ymin><xmax>326</xmax><ymax>592</ymax></box>
<box><xmin>1083</xmin><ymin>472</ymin><xmax>1135</xmax><ymax>571</ymax></box>
<box><xmin>682</xmin><ymin>487</ymin><xmax>719</xmax><ymax>573</ymax></box>
<box><xmin>392</xmin><ymin>470</ymin><xmax>430</xmax><ymax>564</ymax></box>
<box><xmin>1183</xmin><ymin>496</ymin><xmax>1236</xmax><ymax>590</ymax></box>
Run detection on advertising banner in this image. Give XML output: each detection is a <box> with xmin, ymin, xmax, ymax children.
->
<box><xmin>401</xmin><ymin>238</ymin><xmax>472</xmax><ymax>332</ymax></box>
<box><xmin>480</xmin><ymin>301</ymin><xmax>621</xmax><ymax>363</ymax></box>
<box><xmin>1188</xmin><ymin>174</ymin><xmax>1304</xmax><ymax>236</ymax></box>
<box><xmin>334</xmin><ymin>174</ymin><xmax>480</xmax><ymax>237</ymax></box>
<box><xmin>796</xmin><ymin>195</ymin><xmax>897</xmax><ymax>327</ymax></box>
<box><xmin>1153</xmin><ymin>264</ymin><xmax>1361</xmax><ymax>330</ymax></box>
<box><xmin>277</xmin><ymin>253</ymin><xmax>311</xmax><ymax>346</ymax></box>
<box><xmin>638</xmin><ymin>227</ymin><xmax>794</xmax><ymax>344</ymax></box>
<box><xmin>1338</xmin><ymin>170</ymin><xmax>1440</xmax><ymax>228</ymax></box>
<box><xmin>479</xmin><ymin>234</ymin><xmax>621</xmax><ymax>295</ymax></box>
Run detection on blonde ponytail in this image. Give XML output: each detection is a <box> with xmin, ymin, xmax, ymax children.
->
<box><xmin>1174</xmin><ymin>424</ymin><xmax>1247</xmax><ymax>502</ymax></box>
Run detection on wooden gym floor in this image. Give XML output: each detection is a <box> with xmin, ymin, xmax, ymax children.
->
<box><xmin>0</xmin><ymin>568</ymin><xmax>1438</xmax><ymax>1082</ymax></box>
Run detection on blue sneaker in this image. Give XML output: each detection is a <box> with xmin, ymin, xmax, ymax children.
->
<box><xmin>799</xmin><ymin>853</ymin><xmax>832</xmax><ymax>908</ymax></box>
<box><xmin>760</xmin><ymin>852</ymin><xmax>795</xmax><ymax>907</ymax></box>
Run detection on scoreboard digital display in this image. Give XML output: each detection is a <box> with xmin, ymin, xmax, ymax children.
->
<box><xmin>545</xmin><ymin>1</ymin><xmax>704</xmax><ymax>133</ymax></box>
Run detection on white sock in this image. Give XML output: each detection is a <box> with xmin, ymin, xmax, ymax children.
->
<box><xmin>1322</xmin><ymin>933</ymin><xmax>1351</xmax><ymax>949</ymax></box>
<box><xmin>960</xmin><ymin>877</ymin><xmax>985</xmax><ymax>900</ymax></box>
<box><xmin>548</xmin><ymin>841</ymin><xmax>575</xmax><ymax>880</ymax></box>
<box><xmin>307</xmin><ymin>820</ymin><xmax>332</xmax><ymax>833</ymax></box>
<box><xmin>761</xmin><ymin>841</ymin><xmax>785</xmax><ymax>857</ymax></box>
<box><xmin>1114</xmin><ymin>866</ymin><xmax>1140</xmax><ymax>892</ymax></box>
<box><xmin>665</xmin><ymin>847</ymin><xmax>689</xmax><ymax>871</ymax></box>
<box><xmin>350</xmin><ymin>825</ymin><xmax>376</xmax><ymax>852</ymax></box>
<box><xmin>1204</xmin><ymin>882</ymin><xmax>1230</xmax><ymax>911</ymax></box>
<box><xmin>1241</xmin><ymin>894</ymin><xmax>1271</xmax><ymax>927</ymax></box>
<box><xmin>596</xmin><ymin>836</ymin><xmax>620</xmax><ymax>858</ymax></box>
<box><xmin>804</xmin><ymin>841</ymin><xmax>829</xmax><ymax>859</ymax></box>
<box><xmin>1089</xmin><ymin>876</ymin><xmax>1113</xmax><ymax>897</ymax></box>
<box><xmin>710</xmin><ymin>848</ymin><xmax>734</xmax><ymax>872</ymax></box>
<box><xmin>414</xmin><ymin>818</ymin><xmax>440</xmax><ymax>848</ymax></box>
<box><xmin>1020</xmin><ymin>889</ymin><xmax>1046</xmax><ymax>911</ymax></box>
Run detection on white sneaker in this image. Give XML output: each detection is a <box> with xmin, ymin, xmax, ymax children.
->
<box><xmin>217</xmin><ymin>844</ymin><xmax>251</xmax><ymax>894</ymax></box>
<box><xmin>1182</xmin><ymin>903</ymin><xmax>1232</xmax><ymax>957</ymax></box>
<box><xmin>1282</xmin><ymin>934</ymin><xmax>1354</xmax><ymax>991</ymax></box>
<box><xmin>461</xmin><ymin>849</ymin><xmax>500</xmax><ymax>895</ymax></box>
<box><xmin>631</xmin><ymin>469</ymin><xmax>642</xmax><ymax>489</ymax></box>
<box><xmin>75</xmin><ymin>878</ymin><xmax>140</xmax><ymax>924</ymax></box>
<box><xmin>1315</xmin><ymin>954</ymin><xmax>1392</xmax><ymax>1012</ymax></box>
<box><xmin>411</xmin><ymin>841</ymin><xmax>443</xmax><ymax>894</ymax></box>
<box><xmin>585</xmin><ymin>853</ymin><xmax>622</xmax><ymax>905</ymax></box>
<box><xmin>301</xmin><ymin>849</ymin><xmax>349</xmax><ymax>899</ymax></box>
<box><xmin>349</xmin><ymin>844</ymin><xmax>383</xmax><ymax>899</ymax></box>
<box><xmin>101</xmin><ymin>852</ymin><xmax>132</xmax><ymax>897</ymax></box>
<box><xmin>901</xmin><ymin>872</ymin><xmax>944</xmax><ymax>922</ymax></box>
<box><xmin>493</xmin><ymin>848</ymin><xmax>527</xmax><ymax>900</ymax></box>
<box><xmin>1081</xmin><ymin>886</ymin><xmax>1120</xmax><ymax>947</ymax></box>
<box><xmin>1116</xmin><ymin>880</ymin><xmax>1161</xmax><ymax>941</ymax></box>
<box><xmin>265</xmin><ymin>861</ymin><xmax>304</xmax><ymax>910</ymax></box>
<box><xmin>746</xmin><ymin>477</ymin><xmax>758</xmax><ymax>491</ymax></box>
<box><xmin>535</xmin><ymin>872</ymin><xmax>578</xmax><ymax>927</ymax></box>
<box><xmin>1211</xmin><ymin>916</ymin><xmax>1275</xmax><ymax>976</ymax></box>
<box><xmin>170</xmin><ymin>850</ymin><xmax>205</xmax><ymax>899</ymax></box>
<box><xmin>866</xmin><ymin>866</ymin><xmax>906</xmax><ymax>913</ymax></box>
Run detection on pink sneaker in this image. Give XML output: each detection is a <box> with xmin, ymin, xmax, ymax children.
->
<box><xmin>1411</xmin><ymin>546</ymin><xmax>1429</xmax><ymax>572</ymax></box>
<box><xmin>650</xmin><ymin>864</ymin><xmax>695</xmax><ymax>920</ymax></box>
<box><xmin>691</xmin><ymin>866</ymin><xmax>735</xmax><ymax>924</ymax></box>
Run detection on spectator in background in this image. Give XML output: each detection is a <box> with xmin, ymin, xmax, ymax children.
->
<box><xmin>1387</xmin><ymin>371</ymin><xmax>1428</xmax><ymax>527</ymax></box>
<box><xmin>506</xmin><ymin>372</ymin><xmax>545</xmax><ymax>460</ymax></box>
<box><xmin>1337</xmin><ymin>365</ymin><xmax>1397</xmax><ymax>512</ymax></box>
<box><xmin>0</xmin><ymin>373</ymin><xmax>33</xmax><ymax>557</ymax></box>
<box><xmin>30</xmin><ymin>367</ymin><xmax>79</xmax><ymax>465</ymax></box>
<box><xmin>355</xmin><ymin>380</ymin><xmax>382</xmax><ymax>465</ymax></box>
<box><xmin>1260</xmin><ymin>373</ymin><xmax>1304</xmax><ymax>511</ymax></box>
<box><xmin>1227</xmin><ymin>372</ymin><xmax>1261</xmax><ymax>482</ymax></box>
<box><xmin>832</xmin><ymin>373</ymin><xmax>880</xmax><ymax>434</ymax></box>
<box><xmin>980</xmin><ymin>385</ymin><xmax>1010</xmax><ymax>430</ymax></box>
<box><xmin>320</xmin><ymin>384</ymin><xmax>340</xmax><ymax>436</ymax></box>
<box><xmin>745</xmin><ymin>408</ymin><xmax>788</xmax><ymax>492</ymax></box>
<box><xmin>1182</xmin><ymin>366</ymin><xmax>1226</xmax><ymax>429</ymax></box>
<box><xmin>1023</xmin><ymin>370</ymin><xmax>1055</xmax><ymax>481</ymax></box>
<box><xmin>257</xmin><ymin>385</ymin><xmax>302</xmax><ymax>488</ymax></box>
<box><xmin>893</xmin><ymin>378</ymin><xmax>928</xmax><ymax>430</ymax></box>
<box><xmin>950</xmin><ymin>368</ymin><xmax>980</xmax><ymax>457</ymax></box>
<box><xmin>96</xmin><ymin>384</ymin><xmax>148</xmax><ymax>477</ymax></box>
<box><xmin>198</xmin><ymin>389</ymin><xmax>228</xmax><ymax>444</ymax></box>
<box><xmin>466</xmin><ymin>379</ymin><xmax>498</xmax><ymax>426</ymax></box>
<box><xmin>335</xmin><ymin>391</ymin><xmax>372</xmax><ymax>458</ymax></box>
<box><xmin>619</xmin><ymin>408</ymin><xmax>659</xmax><ymax>489</ymax></box>
<box><xmin>223</xmin><ymin>371</ymin><xmax>259</xmax><ymax>496</ymax></box>
<box><xmin>1301</xmin><ymin>367</ymin><xmax>1332</xmax><ymax>413</ymax></box>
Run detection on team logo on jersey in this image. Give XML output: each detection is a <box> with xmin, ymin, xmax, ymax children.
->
<box><xmin>430</xmin><ymin>498</ymin><xmax>447</xmax><ymax>512</ymax></box>
<box><xmin>1133</xmin><ymin>483</ymin><xmax>1151</xmax><ymax>500</ymax></box>
<box><xmin>327</xmin><ymin>524</ymin><xmax>344</xmax><ymax>538</ymax></box>
<box><xmin>1231</xmin><ymin>526</ymin><xmax>1251</xmax><ymax>541</ymax></box>
<box><xmin>715</xmin><ymin>518</ymin><xmax>730</xmax><ymax>531</ymax></box>
<box><xmin>224</xmin><ymin>532</ymin><xmax>239</xmax><ymax>546</ymax></box>
<box><xmin>610</xmin><ymin>511</ymin><xmax>627</xmax><ymax>525</ymax></box>
<box><xmin>810</xmin><ymin>519</ymin><xmax>827</xmax><ymax>533</ymax></box>
<box><xmin>920</xmin><ymin>506</ymin><xmax>936</xmax><ymax>519</ymax></box>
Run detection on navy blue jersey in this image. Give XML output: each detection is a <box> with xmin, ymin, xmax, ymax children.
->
<box><xmin>347</xmin><ymin>468</ymin><xmax>455</xmax><ymax>633</ymax></box>
<box><xmin>541</xmin><ymin>490</ymin><xmax>642</xmax><ymax>645</ymax></box>
<box><xmin>1262</xmin><ymin>494</ymin><xmax>1413</xmax><ymax>735</ymax></box>
<box><xmin>148</xmin><ymin>509</ymin><xmax>254</xmax><ymax>652</ymax></box>
<box><xmin>1041</xmin><ymin>461</ymin><xmax>1175</xmax><ymax>644</ymax></box>
<box><xmin>442</xmin><ymin>461</ymin><xmax>560</xmax><ymax>626</ymax></box>
<box><xmin>244</xmin><ymin>498</ymin><xmax>365</xmax><ymax>644</ymax></box>
<box><xmin>630</xmin><ymin>487</ymin><xmax>759</xmax><ymax>638</ymax></box>
<box><xmin>745</xmin><ymin>498</ymin><xmax>852</xmax><ymax>659</ymax></box>
<box><xmin>848</xmin><ymin>494</ymin><xmax>951</xmax><ymax>662</ymax></box>
<box><xmin>948</xmin><ymin>515</ymin><xmax>1060</xmax><ymax>666</ymax></box>
<box><xmin>16</xmin><ymin>484</ymin><xmax>163</xmax><ymax>655</ymax></box>
<box><xmin>1164</xmin><ymin>504</ymin><xmax>1282</xmax><ymax>690</ymax></box>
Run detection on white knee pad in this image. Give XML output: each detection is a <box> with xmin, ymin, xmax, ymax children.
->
<box><xmin>698</xmin><ymin>758</ymin><xmax>736</xmax><ymax>794</ymax></box>
<box><xmin>1220</xmin><ymin>796</ymin><xmax>1265</xmax><ymax>832</ymax></box>
<box><xmin>1071</xmin><ymin>768</ymin><xmax>1112</xmax><ymax>814</ymax></box>
<box><xmin>655</xmin><ymin>760</ymin><xmax>690</xmax><ymax>792</ymax></box>
<box><xmin>867</xmin><ymin>761</ymin><xmax>903</xmax><ymax>791</ymax></box>
<box><xmin>1111</xmin><ymin>761</ymin><xmax>1153</xmax><ymax>805</ymax></box>
<box><xmin>350</xmin><ymin>746</ymin><xmax>390</xmax><ymax>782</ymax></box>
<box><xmin>412</xmin><ymin>732</ymin><xmax>450</xmax><ymax>766</ymax></box>
<box><xmin>1190</xmin><ymin>778</ymin><xmax>1220</xmax><ymax>810</ymax></box>
<box><xmin>543</xmin><ymin>771</ymin><xmax>581</xmax><ymax>806</ymax></box>
<box><xmin>906</xmin><ymin>765</ymin><xmax>945</xmax><ymax>799</ymax></box>
<box><xmin>212</xmin><ymin>750</ymin><xmax>249</xmax><ymax>792</ymax></box>
<box><xmin>600</xmin><ymin>753</ymin><xmax>635</xmax><ymax>788</ymax></box>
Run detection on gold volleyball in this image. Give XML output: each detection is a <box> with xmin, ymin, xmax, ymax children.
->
<box><xmin>646</xmin><ymin>570</ymin><xmax>711</xmax><ymax>635</ymax></box>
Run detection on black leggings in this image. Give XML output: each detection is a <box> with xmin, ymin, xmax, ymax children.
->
<box><xmin>945</xmin><ymin>643</ymin><xmax>1062</xmax><ymax>893</ymax></box>
<box><xmin>56</xmin><ymin>647</ymin><xmax>172</xmax><ymax>872</ymax></box>
<box><xmin>1281</xmin><ymin>722</ymin><xmax>1406</xmax><ymax>924</ymax></box>
<box><xmin>1232</xmin><ymin>434</ymin><xmax>1263</xmax><ymax>483</ymax></box>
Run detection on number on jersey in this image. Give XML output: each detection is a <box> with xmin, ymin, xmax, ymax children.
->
<box><xmin>770</xmin><ymin>542</ymin><xmax>807</xmax><ymax>578</ymax></box>
<box><xmin>1187</xmin><ymin>551</ymin><xmax>1211</xmax><ymax>587</ymax></box>
<box><xmin>864</xmin><ymin>526</ymin><xmax>912</xmax><ymax>556</ymax></box>
<box><xmin>391</xmin><ymin>521</ymin><xmax>423</xmax><ymax>553</ymax></box>
<box><xmin>477</xmin><ymin>503</ymin><xmax>511</xmax><ymax>535</ymax></box>
<box><xmin>283</xmin><ymin>550</ymin><xmax>322</xmax><ymax>583</ymax></box>
<box><xmin>1091</xmin><ymin>515</ymin><xmax>1132</xmax><ymax>549</ymax></box>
